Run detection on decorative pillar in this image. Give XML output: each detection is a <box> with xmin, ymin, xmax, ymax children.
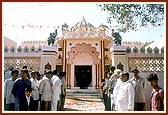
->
<box><xmin>62</xmin><ymin>40</ymin><xmax>66</xmax><ymax>72</ymax></box>
<box><xmin>40</xmin><ymin>45</ymin><xmax>57</xmax><ymax>74</ymax></box>
<box><xmin>96</xmin><ymin>64</ymin><xmax>101</xmax><ymax>88</ymax></box>
<box><xmin>96</xmin><ymin>64</ymin><xmax>99</xmax><ymax>88</ymax></box>
<box><xmin>62</xmin><ymin>40</ymin><xmax>68</xmax><ymax>87</ymax></box>
<box><xmin>67</xmin><ymin>64</ymin><xmax>71</xmax><ymax>88</ymax></box>
<box><xmin>101</xmin><ymin>40</ymin><xmax>105</xmax><ymax>79</ymax></box>
<box><xmin>110</xmin><ymin>45</ymin><xmax>128</xmax><ymax>71</ymax></box>
<box><xmin>70</xmin><ymin>64</ymin><xmax>74</xmax><ymax>88</ymax></box>
<box><xmin>92</xmin><ymin>64</ymin><xmax>96</xmax><ymax>89</ymax></box>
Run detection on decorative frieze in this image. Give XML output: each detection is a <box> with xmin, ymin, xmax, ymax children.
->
<box><xmin>4</xmin><ymin>57</ymin><xmax>41</xmax><ymax>71</ymax></box>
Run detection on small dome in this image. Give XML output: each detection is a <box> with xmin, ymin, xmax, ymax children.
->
<box><xmin>75</xmin><ymin>17</ymin><xmax>94</xmax><ymax>28</ymax></box>
<box><xmin>62</xmin><ymin>23</ymin><xmax>69</xmax><ymax>30</ymax></box>
<box><xmin>72</xmin><ymin>17</ymin><xmax>96</xmax><ymax>32</ymax></box>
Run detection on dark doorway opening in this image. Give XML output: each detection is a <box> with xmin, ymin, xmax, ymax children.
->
<box><xmin>75</xmin><ymin>66</ymin><xmax>92</xmax><ymax>89</ymax></box>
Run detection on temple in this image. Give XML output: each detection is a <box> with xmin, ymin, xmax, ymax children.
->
<box><xmin>4</xmin><ymin>18</ymin><xmax>164</xmax><ymax>90</ymax></box>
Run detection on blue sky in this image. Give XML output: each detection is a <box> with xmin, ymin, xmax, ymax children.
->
<box><xmin>2</xmin><ymin>2</ymin><xmax>165</xmax><ymax>46</ymax></box>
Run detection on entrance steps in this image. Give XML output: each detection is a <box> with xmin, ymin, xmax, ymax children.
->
<box><xmin>66</xmin><ymin>88</ymin><xmax>101</xmax><ymax>97</ymax></box>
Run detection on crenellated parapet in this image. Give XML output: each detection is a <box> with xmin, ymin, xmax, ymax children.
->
<box><xmin>126</xmin><ymin>46</ymin><xmax>164</xmax><ymax>54</ymax></box>
<box><xmin>122</xmin><ymin>41</ymin><xmax>144</xmax><ymax>48</ymax></box>
<box><xmin>4</xmin><ymin>45</ymin><xmax>43</xmax><ymax>53</ymax></box>
<box><xmin>21</xmin><ymin>40</ymin><xmax>48</xmax><ymax>48</ymax></box>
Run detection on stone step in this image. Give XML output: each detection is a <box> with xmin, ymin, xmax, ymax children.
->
<box><xmin>66</xmin><ymin>89</ymin><xmax>101</xmax><ymax>96</ymax></box>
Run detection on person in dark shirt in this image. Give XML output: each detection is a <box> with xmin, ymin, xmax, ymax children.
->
<box><xmin>12</xmin><ymin>69</ymin><xmax>31</xmax><ymax>111</ymax></box>
<box><xmin>57</xmin><ymin>72</ymin><xmax>66</xmax><ymax>111</ymax></box>
<box><xmin>20</xmin><ymin>87</ymin><xmax>35</xmax><ymax>111</ymax></box>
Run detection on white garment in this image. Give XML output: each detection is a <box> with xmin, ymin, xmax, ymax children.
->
<box><xmin>112</xmin><ymin>78</ymin><xmax>121</xmax><ymax>105</ymax></box>
<box><xmin>39</xmin><ymin>75</ymin><xmax>52</xmax><ymax>101</ymax></box>
<box><xmin>4</xmin><ymin>70</ymin><xmax>12</xmax><ymax>81</ymax></box>
<box><xmin>51</xmin><ymin>75</ymin><xmax>62</xmax><ymax>111</ymax></box>
<box><xmin>30</xmin><ymin>78</ymin><xmax>40</xmax><ymax>100</ymax></box>
<box><xmin>4</xmin><ymin>77</ymin><xmax>15</xmax><ymax>104</ymax></box>
<box><xmin>26</xmin><ymin>96</ymin><xmax>30</xmax><ymax>106</ymax></box>
<box><xmin>115</xmin><ymin>80</ymin><xmax>134</xmax><ymax>111</ymax></box>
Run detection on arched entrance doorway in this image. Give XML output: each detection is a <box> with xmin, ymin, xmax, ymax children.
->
<box><xmin>67</xmin><ymin>43</ymin><xmax>100</xmax><ymax>89</ymax></box>
<box><xmin>75</xmin><ymin>65</ymin><xmax>92</xmax><ymax>89</ymax></box>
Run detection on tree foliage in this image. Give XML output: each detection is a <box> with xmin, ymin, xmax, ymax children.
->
<box><xmin>98</xmin><ymin>4</ymin><xmax>164</xmax><ymax>33</ymax></box>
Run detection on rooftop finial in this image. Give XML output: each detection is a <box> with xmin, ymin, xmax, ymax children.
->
<box><xmin>82</xmin><ymin>16</ymin><xmax>86</xmax><ymax>23</ymax></box>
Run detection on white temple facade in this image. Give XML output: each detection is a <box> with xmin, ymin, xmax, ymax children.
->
<box><xmin>54</xmin><ymin>17</ymin><xmax>113</xmax><ymax>89</ymax></box>
<box><xmin>4</xmin><ymin>18</ymin><xmax>164</xmax><ymax>90</ymax></box>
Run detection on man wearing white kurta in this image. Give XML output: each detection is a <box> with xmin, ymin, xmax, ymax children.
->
<box><xmin>4</xmin><ymin>70</ymin><xmax>19</xmax><ymax>110</ymax></box>
<box><xmin>39</xmin><ymin>69</ymin><xmax>52</xmax><ymax>111</ymax></box>
<box><xmin>112</xmin><ymin>75</ymin><xmax>122</xmax><ymax>111</ymax></box>
<box><xmin>51</xmin><ymin>74</ymin><xmax>62</xmax><ymax>111</ymax></box>
<box><xmin>115</xmin><ymin>72</ymin><xmax>134</xmax><ymax>111</ymax></box>
<box><xmin>30</xmin><ymin>71</ymin><xmax>40</xmax><ymax>111</ymax></box>
<box><xmin>108</xmin><ymin>69</ymin><xmax>121</xmax><ymax>111</ymax></box>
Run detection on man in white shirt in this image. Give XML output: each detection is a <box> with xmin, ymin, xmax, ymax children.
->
<box><xmin>4</xmin><ymin>66</ymin><xmax>14</xmax><ymax>81</ymax></box>
<box><xmin>115</xmin><ymin>72</ymin><xmax>134</xmax><ymax>111</ymax></box>
<box><xmin>4</xmin><ymin>70</ymin><xmax>19</xmax><ymax>110</ymax></box>
<box><xmin>51</xmin><ymin>70</ymin><xmax>62</xmax><ymax>111</ymax></box>
<box><xmin>30</xmin><ymin>71</ymin><xmax>40</xmax><ymax>111</ymax></box>
<box><xmin>108</xmin><ymin>69</ymin><xmax>121</xmax><ymax>111</ymax></box>
<box><xmin>39</xmin><ymin>69</ymin><xmax>53</xmax><ymax>111</ymax></box>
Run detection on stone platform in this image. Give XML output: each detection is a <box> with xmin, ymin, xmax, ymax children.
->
<box><xmin>66</xmin><ymin>89</ymin><xmax>101</xmax><ymax>96</ymax></box>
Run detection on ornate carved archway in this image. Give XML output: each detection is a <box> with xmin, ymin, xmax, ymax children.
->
<box><xmin>67</xmin><ymin>43</ymin><xmax>100</xmax><ymax>64</ymax></box>
<box><xmin>67</xmin><ymin>43</ymin><xmax>100</xmax><ymax>88</ymax></box>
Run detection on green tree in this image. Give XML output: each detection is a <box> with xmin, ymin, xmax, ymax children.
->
<box><xmin>98</xmin><ymin>4</ymin><xmax>164</xmax><ymax>33</ymax></box>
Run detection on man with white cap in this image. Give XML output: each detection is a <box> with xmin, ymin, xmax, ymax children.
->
<box><xmin>108</xmin><ymin>69</ymin><xmax>121</xmax><ymax>111</ymax></box>
<box><xmin>39</xmin><ymin>69</ymin><xmax>52</xmax><ymax>111</ymax></box>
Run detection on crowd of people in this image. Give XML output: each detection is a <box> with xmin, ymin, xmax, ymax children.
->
<box><xmin>4</xmin><ymin>65</ymin><xmax>66</xmax><ymax>111</ymax></box>
<box><xmin>100</xmin><ymin>67</ymin><xmax>164</xmax><ymax>111</ymax></box>
<box><xmin>4</xmin><ymin>65</ymin><xmax>164</xmax><ymax>111</ymax></box>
